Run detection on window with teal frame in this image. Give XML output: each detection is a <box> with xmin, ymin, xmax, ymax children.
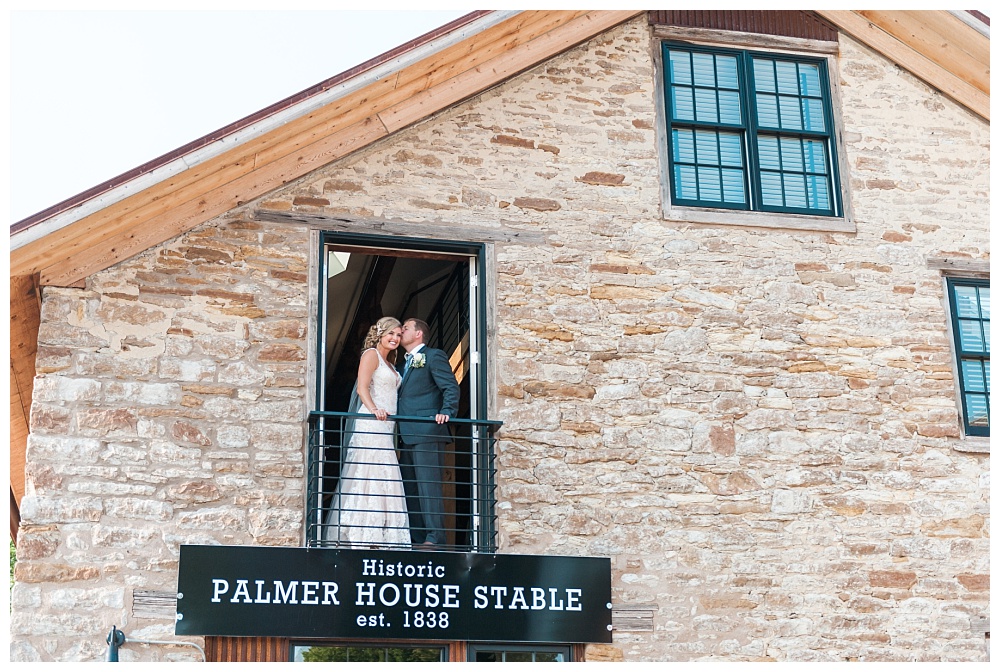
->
<box><xmin>947</xmin><ymin>278</ymin><xmax>990</xmax><ymax>436</ymax></box>
<box><xmin>662</xmin><ymin>43</ymin><xmax>841</xmax><ymax>217</ymax></box>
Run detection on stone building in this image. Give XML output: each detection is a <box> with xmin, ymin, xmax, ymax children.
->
<box><xmin>9</xmin><ymin>10</ymin><xmax>990</xmax><ymax>662</ymax></box>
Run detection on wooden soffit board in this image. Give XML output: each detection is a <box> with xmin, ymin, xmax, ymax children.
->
<box><xmin>9</xmin><ymin>10</ymin><xmax>642</xmax><ymax>289</ymax></box>
<box><xmin>10</xmin><ymin>274</ymin><xmax>41</xmax><ymax>509</ymax></box>
<box><xmin>816</xmin><ymin>10</ymin><xmax>989</xmax><ymax>121</ymax></box>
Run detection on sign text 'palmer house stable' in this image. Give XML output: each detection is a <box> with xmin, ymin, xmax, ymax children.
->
<box><xmin>176</xmin><ymin>546</ymin><xmax>613</xmax><ymax>643</ymax></box>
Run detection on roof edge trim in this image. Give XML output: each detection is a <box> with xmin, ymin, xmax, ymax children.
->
<box><xmin>950</xmin><ymin>10</ymin><xmax>990</xmax><ymax>37</ymax></box>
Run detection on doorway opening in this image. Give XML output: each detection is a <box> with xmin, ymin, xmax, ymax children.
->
<box><xmin>308</xmin><ymin>233</ymin><xmax>496</xmax><ymax>551</ymax></box>
<box><xmin>319</xmin><ymin>245</ymin><xmax>475</xmax><ymax>417</ymax></box>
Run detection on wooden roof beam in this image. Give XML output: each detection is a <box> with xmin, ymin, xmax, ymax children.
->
<box><xmin>40</xmin><ymin>115</ymin><xmax>389</xmax><ymax>287</ymax></box>
<box><xmin>816</xmin><ymin>10</ymin><xmax>989</xmax><ymax>121</ymax></box>
<box><xmin>10</xmin><ymin>274</ymin><xmax>41</xmax><ymax>511</ymax></box>
<box><xmin>855</xmin><ymin>10</ymin><xmax>989</xmax><ymax>94</ymax></box>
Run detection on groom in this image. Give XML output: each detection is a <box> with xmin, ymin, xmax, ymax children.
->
<box><xmin>397</xmin><ymin>318</ymin><xmax>460</xmax><ymax>549</ymax></box>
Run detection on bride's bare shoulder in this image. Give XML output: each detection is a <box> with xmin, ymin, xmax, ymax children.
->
<box><xmin>358</xmin><ymin>348</ymin><xmax>380</xmax><ymax>365</ymax></box>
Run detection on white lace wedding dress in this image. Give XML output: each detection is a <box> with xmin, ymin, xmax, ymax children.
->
<box><xmin>324</xmin><ymin>350</ymin><xmax>411</xmax><ymax>548</ymax></box>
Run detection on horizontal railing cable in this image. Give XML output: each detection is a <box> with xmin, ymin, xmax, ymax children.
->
<box><xmin>307</xmin><ymin>412</ymin><xmax>500</xmax><ymax>553</ymax></box>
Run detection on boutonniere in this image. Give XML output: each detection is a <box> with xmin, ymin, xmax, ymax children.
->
<box><xmin>411</xmin><ymin>353</ymin><xmax>427</xmax><ymax>368</ymax></box>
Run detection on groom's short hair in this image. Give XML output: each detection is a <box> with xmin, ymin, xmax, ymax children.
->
<box><xmin>405</xmin><ymin>318</ymin><xmax>430</xmax><ymax>341</ymax></box>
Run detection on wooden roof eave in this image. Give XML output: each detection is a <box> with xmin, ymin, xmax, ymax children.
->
<box><xmin>9</xmin><ymin>10</ymin><xmax>643</xmax><ymax>289</ymax></box>
<box><xmin>816</xmin><ymin>9</ymin><xmax>989</xmax><ymax>122</ymax></box>
<box><xmin>9</xmin><ymin>272</ymin><xmax>40</xmax><ymax>539</ymax></box>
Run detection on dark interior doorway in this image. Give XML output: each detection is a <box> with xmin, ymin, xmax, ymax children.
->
<box><xmin>323</xmin><ymin>246</ymin><xmax>471</xmax><ymax>417</ymax></box>
<box><xmin>320</xmin><ymin>243</ymin><xmax>475</xmax><ymax>548</ymax></box>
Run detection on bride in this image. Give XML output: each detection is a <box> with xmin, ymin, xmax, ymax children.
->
<box><xmin>324</xmin><ymin>317</ymin><xmax>411</xmax><ymax>548</ymax></box>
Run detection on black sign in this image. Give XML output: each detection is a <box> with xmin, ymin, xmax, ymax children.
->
<box><xmin>175</xmin><ymin>545</ymin><xmax>612</xmax><ymax>643</ymax></box>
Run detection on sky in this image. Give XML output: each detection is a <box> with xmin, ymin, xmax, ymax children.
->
<box><xmin>7</xmin><ymin>6</ymin><xmax>472</xmax><ymax>224</ymax></box>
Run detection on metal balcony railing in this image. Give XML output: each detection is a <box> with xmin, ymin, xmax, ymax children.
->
<box><xmin>307</xmin><ymin>411</ymin><xmax>502</xmax><ymax>552</ymax></box>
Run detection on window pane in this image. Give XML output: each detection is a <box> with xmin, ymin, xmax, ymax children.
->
<box><xmin>718</xmin><ymin>89</ymin><xmax>742</xmax><ymax>124</ymax></box>
<box><xmin>695</xmin><ymin>88</ymin><xmax>719</xmax><ymax>123</ymax></box>
<box><xmin>675</xmin><ymin>164</ymin><xmax>698</xmax><ymax>200</ymax></box>
<box><xmin>295</xmin><ymin>646</ymin><xmax>444</xmax><ymax>662</ymax></box>
<box><xmin>802</xmin><ymin>97</ymin><xmax>826</xmax><ymax>132</ymax></box>
<box><xmin>757</xmin><ymin>135</ymin><xmax>832</xmax><ymax>212</ymax></box>
<box><xmin>697</xmin><ymin>166</ymin><xmax>722</xmax><ymax>201</ymax></box>
<box><xmin>948</xmin><ymin>280</ymin><xmax>990</xmax><ymax>435</ymax></box>
<box><xmin>669</xmin><ymin>49</ymin><xmax>837</xmax><ymax>217</ymax></box>
<box><xmin>671</xmin><ymin>87</ymin><xmax>695</xmax><ymax>120</ymax></box>
<box><xmin>953</xmin><ymin>285</ymin><xmax>982</xmax><ymax>318</ymax></box>
<box><xmin>803</xmin><ymin>139</ymin><xmax>828</xmax><ymax>173</ymax></box>
<box><xmin>958</xmin><ymin>319</ymin><xmax>986</xmax><ymax>352</ymax></box>
<box><xmin>779</xmin><ymin>137</ymin><xmax>804</xmax><ymax>172</ymax></box>
<box><xmin>758</xmin><ymin>135</ymin><xmax>780</xmax><ymax>170</ymax></box>
<box><xmin>716</xmin><ymin>55</ymin><xmax>739</xmax><ymax>89</ymax></box>
<box><xmin>692</xmin><ymin>52</ymin><xmax>716</xmax><ymax>86</ymax></box>
<box><xmin>673</xmin><ymin>128</ymin><xmax>696</xmax><ymax>162</ymax></box>
<box><xmin>753</xmin><ymin>58</ymin><xmax>775</xmax><ymax>92</ymax></box>
<box><xmin>799</xmin><ymin>63</ymin><xmax>822</xmax><ymax>96</ymax></box>
<box><xmin>696</xmin><ymin>131</ymin><xmax>720</xmax><ymax>165</ymax></box>
<box><xmin>962</xmin><ymin>359</ymin><xmax>987</xmax><ymax>392</ymax></box>
<box><xmin>760</xmin><ymin>171</ymin><xmax>784</xmax><ymax>207</ymax></box>
<box><xmin>721</xmin><ymin>168</ymin><xmax>746</xmax><ymax>204</ymax></box>
<box><xmin>965</xmin><ymin>394</ymin><xmax>990</xmax><ymax>427</ymax></box>
<box><xmin>397</xmin><ymin>649</ymin><xmax>444</xmax><ymax>662</ymax></box>
<box><xmin>775</xmin><ymin>60</ymin><xmax>799</xmax><ymax>94</ymax></box>
<box><xmin>472</xmin><ymin>647</ymin><xmax>569</xmax><ymax>663</ymax></box>
<box><xmin>756</xmin><ymin>93</ymin><xmax>779</xmax><ymax>127</ymax></box>
<box><xmin>779</xmin><ymin>95</ymin><xmax>803</xmax><ymax>130</ymax></box>
<box><xmin>674</xmin><ymin>130</ymin><xmax>745</xmax><ymax>206</ymax></box>
<box><xmin>753</xmin><ymin>58</ymin><xmax>827</xmax><ymax>134</ymax></box>
<box><xmin>359</xmin><ymin>648</ymin><xmax>387</xmax><ymax>662</ymax></box>
<box><xmin>782</xmin><ymin>173</ymin><xmax>807</xmax><ymax>208</ymax></box>
<box><xmin>719</xmin><ymin>133</ymin><xmax>743</xmax><ymax>167</ymax></box>
<box><xmin>806</xmin><ymin>175</ymin><xmax>831</xmax><ymax>210</ymax></box>
<box><xmin>669</xmin><ymin>50</ymin><xmax>692</xmax><ymax>85</ymax></box>
<box><xmin>297</xmin><ymin>647</ymin><xmax>350</xmax><ymax>662</ymax></box>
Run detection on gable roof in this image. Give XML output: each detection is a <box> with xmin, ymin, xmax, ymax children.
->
<box><xmin>7</xmin><ymin>9</ymin><xmax>990</xmax><ymax>533</ymax></box>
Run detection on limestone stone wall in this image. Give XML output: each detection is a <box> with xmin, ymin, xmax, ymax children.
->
<box><xmin>12</xmin><ymin>219</ymin><xmax>311</xmax><ymax>661</ymax></box>
<box><xmin>12</xmin><ymin>17</ymin><xmax>988</xmax><ymax>662</ymax></box>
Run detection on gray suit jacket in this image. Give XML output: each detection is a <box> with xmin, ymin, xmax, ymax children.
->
<box><xmin>396</xmin><ymin>347</ymin><xmax>460</xmax><ymax>445</ymax></box>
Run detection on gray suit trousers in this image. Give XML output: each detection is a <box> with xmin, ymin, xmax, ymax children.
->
<box><xmin>397</xmin><ymin>439</ymin><xmax>445</xmax><ymax>545</ymax></box>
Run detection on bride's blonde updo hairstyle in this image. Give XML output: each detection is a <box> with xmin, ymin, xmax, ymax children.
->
<box><xmin>362</xmin><ymin>316</ymin><xmax>402</xmax><ymax>363</ymax></box>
